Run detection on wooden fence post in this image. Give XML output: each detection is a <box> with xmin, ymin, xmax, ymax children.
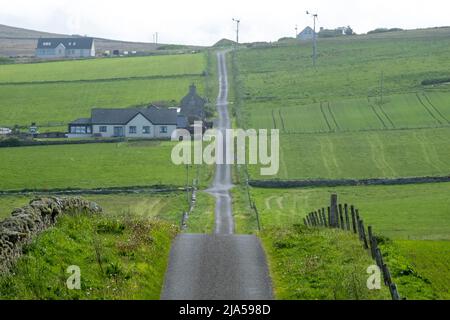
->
<box><xmin>350</xmin><ymin>205</ymin><xmax>357</xmax><ymax>233</ymax></box>
<box><xmin>321</xmin><ymin>208</ymin><xmax>327</xmax><ymax>227</ymax></box>
<box><xmin>382</xmin><ymin>264</ymin><xmax>393</xmax><ymax>286</ymax></box>
<box><xmin>253</xmin><ymin>202</ymin><xmax>261</xmax><ymax>231</ymax></box>
<box><xmin>303</xmin><ymin>218</ymin><xmax>308</xmax><ymax>226</ymax></box>
<box><xmin>374</xmin><ymin>248</ymin><xmax>383</xmax><ymax>269</ymax></box>
<box><xmin>327</xmin><ymin>207</ymin><xmax>331</xmax><ymax>228</ymax></box>
<box><xmin>306</xmin><ymin>214</ymin><xmax>312</xmax><ymax>226</ymax></box>
<box><xmin>311</xmin><ymin>212</ymin><xmax>317</xmax><ymax>226</ymax></box>
<box><xmin>368</xmin><ymin>226</ymin><xmax>375</xmax><ymax>259</ymax></box>
<box><xmin>344</xmin><ymin>204</ymin><xmax>350</xmax><ymax>231</ymax></box>
<box><xmin>359</xmin><ymin>220</ymin><xmax>369</xmax><ymax>249</ymax></box>
<box><xmin>330</xmin><ymin>194</ymin><xmax>338</xmax><ymax>228</ymax></box>
<box><xmin>390</xmin><ymin>283</ymin><xmax>401</xmax><ymax>300</ymax></box>
<box><xmin>338</xmin><ymin>204</ymin><xmax>344</xmax><ymax>230</ymax></box>
<box><xmin>317</xmin><ymin>211</ymin><xmax>323</xmax><ymax>226</ymax></box>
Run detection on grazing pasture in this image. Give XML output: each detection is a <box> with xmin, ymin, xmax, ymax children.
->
<box><xmin>0</xmin><ymin>141</ymin><xmax>213</xmax><ymax>191</ymax></box>
<box><xmin>0</xmin><ymin>53</ymin><xmax>207</xmax><ymax>129</ymax></box>
<box><xmin>0</xmin><ymin>76</ymin><xmax>204</xmax><ymax>127</ymax></box>
<box><xmin>247</xmin><ymin>127</ymin><xmax>450</xmax><ymax>180</ymax></box>
<box><xmin>234</xmin><ymin>29</ymin><xmax>450</xmax><ymax>181</ymax></box>
<box><xmin>0</xmin><ymin>54</ymin><xmax>205</xmax><ymax>83</ymax></box>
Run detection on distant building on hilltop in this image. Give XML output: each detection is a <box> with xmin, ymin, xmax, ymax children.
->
<box><xmin>35</xmin><ymin>37</ymin><xmax>95</xmax><ymax>59</ymax></box>
<box><xmin>297</xmin><ymin>26</ymin><xmax>315</xmax><ymax>41</ymax></box>
<box><xmin>180</xmin><ymin>84</ymin><xmax>207</xmax><ymax>124</ymax></box>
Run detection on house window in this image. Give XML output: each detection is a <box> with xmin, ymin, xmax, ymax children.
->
<box><xmin>143</xmin><ymin>126</ymin><xmax>151</xmax><ymax>134</ymax></box>
<box><xmin>160</xmin><ymin>126</ymin><xmax>168</xmax><ymax>134</ymax></box>
<box><xmin>99</xmin><ymin>126</ymin><xmax>107</xmax><ymax>133</ymax></box>
<box><xmin>129</xmin><ymin>126</ymin><xmax>137</xmax><ymax>134</ymax></box>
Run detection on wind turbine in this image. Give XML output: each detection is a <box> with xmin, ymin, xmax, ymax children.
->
<box><xmin>232</xmin><ymin>18</ymin><xmax>241</xmax><ymax>45</ymax></box>
<box><xmin>306</xmin><ymin>10</ymin><xmax>318</xmax><ymax>66</ymax></box>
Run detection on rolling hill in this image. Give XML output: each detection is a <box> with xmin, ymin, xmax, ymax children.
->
<box><xmin>0</xmin><ymin>24</ymin><xmax>202</xmax><ymax>57</ymax></box>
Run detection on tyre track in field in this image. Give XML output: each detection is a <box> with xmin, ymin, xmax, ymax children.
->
<box><xmin>416</xmin><ymin>93</ymin><xmax>443</xmax><ymax>125</ymax></box>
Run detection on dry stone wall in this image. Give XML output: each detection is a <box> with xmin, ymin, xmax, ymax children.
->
<box><xmin>0</xmin><ymin>197</ymin><xmax>102</xmax><ymax>274</ymax></box>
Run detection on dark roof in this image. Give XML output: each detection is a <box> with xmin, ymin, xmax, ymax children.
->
<box><xmin>90</xmin><ymin>106</ymin><xmax>177</xmax><ymax>125</ymax></box>
<box><xmin>69</xmin><ymin>118</ymin><xmax>91</xmax><ymax>125</ymax></box>
<box><xmin>36</xmin><ymin>37</ymin><xmax>94</xmax><ymax>50</ymax></box>
<box><xmin>299</xmin><ymin>26</ymin><xmax>314</xmax><ymax>35</ymax></box>
<box><xmin>180</xmin><ymin>84</ymin><xmax>206</xmax><ymax>109</ymax></box>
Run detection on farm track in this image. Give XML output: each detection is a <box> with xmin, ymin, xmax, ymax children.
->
<box><xmin>0</xmin><ymin>73</ymin><xmax>203</xmax><ymax>86</ymax></box>
<box><xmin>368</xmin><ymin>98</ymin><xmax>388</xmax><ymax>129</ymax></box>
<box><xmin>416</xmin><ymin>93</ymin><xmax>443</xmax><ymax>125</ymax></box>
<box><xmin>378</xmin><ymin>104</ymin><xmax>396</xmax><ymax>128</ymax></box>
<box><xmin>162</xmin><ymin>51</ymin><xmax>273</xmax><ymax>300</ymax></box>
<box><xmin>320</xmin><ymin>102</ymin><xmax>333</xmax><ymax>131</ymax></box>
<box><xmin>271</xmin><ymin>109</ymin><xmax>278</xmax><ymax>129</ymax></box>
<box><xmin>423</xmin><ymin>93</ymin><xmax>449</xmax><ymax>124</ymax></box>
<box><xmin>326</xmin><ymin>102</ymin><xmax>341</xmax><ymax>130</ymax></box>
<box><xmin>278</xmin><ymin>109</ymin><xmax>286</xmax><ymax>132</ymax></box>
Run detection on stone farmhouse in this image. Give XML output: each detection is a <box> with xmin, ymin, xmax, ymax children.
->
<box><xmin>68</xmin><ymin>106</ymin><xmax>178</xmax><ymax>139</ymax></box>
<box><xmin>179</xmin><ymin>84</ymin><xmax>207</xmax><ymax>124</ymax></box>
<box><xmin>36</xmin><ymin>37</ymin><xmax>95</xmax><ymax>59</ymax></box>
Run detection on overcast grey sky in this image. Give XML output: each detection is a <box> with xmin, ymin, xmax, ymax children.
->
<box><xmin>0</xmin><ymin>0</ymin><xmax>449</xmax><ymax>46</ymax></box>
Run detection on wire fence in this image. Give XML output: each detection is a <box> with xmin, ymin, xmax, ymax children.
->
<box><xmin>304</xmin><ymin>194</ymin><xmax>401</xmax><ymax>300</ymax></box>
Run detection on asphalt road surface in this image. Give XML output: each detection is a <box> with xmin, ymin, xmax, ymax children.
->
<box><xmin>161</xmin><ymin>52</ymin><xmax>273</xmax><ymax>300</ymax></box>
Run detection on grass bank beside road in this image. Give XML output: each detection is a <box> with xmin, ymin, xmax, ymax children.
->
<box><xmin>261</xmin><ymin>225</ymin><xmax>390</xmax><ymax>300</ymax></box>
<box><xmin>0</xmin><ymin>213</ymin><xmax>177</xmax><ymax>299</ymax></box>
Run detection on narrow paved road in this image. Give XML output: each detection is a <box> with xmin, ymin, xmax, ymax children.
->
<box><xmin>161</xmin><ymin>52</ymin><xmax>273</xmax><ymax>300</ymax></box>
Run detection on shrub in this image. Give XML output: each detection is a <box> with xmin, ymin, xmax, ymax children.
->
<box><xmin>421</xmin><ymin>77</ymin><xmax>450</xmax><ymax>86</ymax></box>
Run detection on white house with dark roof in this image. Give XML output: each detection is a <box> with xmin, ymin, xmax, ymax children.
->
<box><xmin>67</xmin><ymin>106</ymin><xmax>178</xmax><ymax>139</ymax></box>
<box><xmin>36</xmin><ymin>37</ymin><xmax>95</xmax><ymax>58</ymax></box>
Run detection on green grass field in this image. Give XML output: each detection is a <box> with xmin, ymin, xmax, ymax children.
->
<box><xmin>0</xmin><ymin>54</ymin><xmax>205</xmax><ymax>83</ymax></box>
<box><xmin>250</xmin><ymin>183</ymin><xmax>450</xmax><ymax>240</ymax></box>
<box><xmin>0</xmin><ymin>141</ymin><xmax>213</xmax><ymax>191</ymax></box>
<box><xmin>246</xmin><ymin>184</ymin><xmax>450</xmax><ymax>299</ymax></box>
<box><xmin>0</xmin><ymin>76</ymin><xmax>204</xmax><ymax>128</ymax></box>
<box><xmin>248</xmin><ymin>127</ymin><xmax>450</xmax><ymax>180</ymax></box>
<box><xmin>245</xmin><ymin>91</ymin><xmax>450</xmax><ymax>133</ymax></box>
<box><xmin>0</xmin><ymin>53</ymin><xmax>208</xmax><ymax>129</ymax></box>
<box><xmin>233</xmin><ymin>29</ymin><xmax>450</xmax><ymax>182</ymax></box>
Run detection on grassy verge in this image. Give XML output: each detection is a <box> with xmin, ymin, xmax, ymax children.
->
<box><xmin>186</xmin><ymin>191</ymin><xmax>215</xmax><ymax>234</ymax></box>
<box><xmin>261</xmin><ymin>225</ymin><xmax>390</xmax><ymax>300</ymax></box>
<box><xmin>0</xmin><ymin>214</ymin><xmax>178</xmax><ymax>299</ymax></box>
<box><xmin>380</xmin><ymin>239</ymin><xmax>450</xmax><ymax>300</ymax></box>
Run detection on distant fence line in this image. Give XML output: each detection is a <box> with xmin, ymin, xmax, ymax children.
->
<box><xmin>304</xmin><ymin>194</ymin><xmax>401</xmax><ymax>300</ymax></box>
<box><xmin>0</xmin><ymin>73</ymin><xmax>204</xmax><ymax>87</ymax></box>
<box><xmin>180</xmin><ymin>179</ymin><xmax>198</xmax><ymax>230</ymax></box>
<box><xmin>0</xmin><ymin>185</ymin><xmax>187</xmax><ymax>196</ymax></box>
<box><xmin>249</xmin><ymin>176</ymin><xmax>450</xmax><ymax>188</ymax></box>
